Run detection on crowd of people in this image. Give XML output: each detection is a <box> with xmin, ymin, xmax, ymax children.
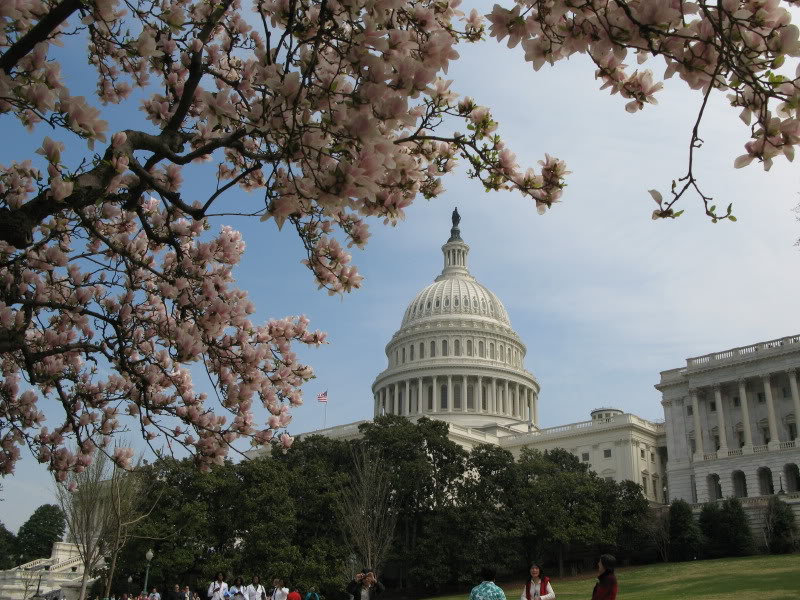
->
<box><xmin>100</xmin><ymin>555</ymin><xmax>617</xmax><ymax>600</ymax></box>
<box><xmin>104</xmin><ymin>575</ymin><xmax>321</xmax><ymax>600</ymax></box>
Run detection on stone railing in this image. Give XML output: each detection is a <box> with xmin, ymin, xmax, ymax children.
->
<box><xmin>501</xmin><ymin>413</ymin><xmax>663</xmax><ymax>445</ymax></box>
<box><xmin>16</xmin><ymin>558</ymin><xmax>52</xmax><ymax>571</ymax></box>
<box><xmin>659</xmin><ymin>367</ymin><xmax>687</xmax><ymax>385</ymax></box>
<box><xmin>48</xmin><ymin>556</ymin><xmax>83</xmax><ymax>573</ymax></box>
<box><xmin>686</xmin><ymin>334</ymin><xmax>800</xmax><ymax>370</ymax></box>
<box><xmin>698</xmin><ymin>441</ymin><xmax>796</xmax><ymax>461</ymax></box>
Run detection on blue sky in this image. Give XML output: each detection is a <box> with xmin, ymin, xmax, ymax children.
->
<box><xmin>3</xmin><ymin>5</ymin><xmax>800</xmax><ymax>532</ymax></box>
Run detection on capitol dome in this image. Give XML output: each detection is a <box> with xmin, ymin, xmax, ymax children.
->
<box><xmin>371</xmin><ymin>210</ymin><xmax>540</xmax><ymax>431</ymax></box>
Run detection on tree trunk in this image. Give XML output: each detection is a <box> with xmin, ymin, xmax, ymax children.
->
<box><xmin>103</xmin><ymin>537</ymin><xmax>122</xmax><ymax>599</ymax></box>
<box><xmin>79</xmin><ymin>567</ymin><xmax>90</xmax><ymax>600</ymax></box>
<box><xmin>557</xmin><ymin>545</ymin><xmax>564</xmax><ymax>579</ymax></box>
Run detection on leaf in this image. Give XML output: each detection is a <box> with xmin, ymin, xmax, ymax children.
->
<box><xmin>648</xmin><ymin>189</ymin><xmax>663</xmax><ymax>204</ymax></box>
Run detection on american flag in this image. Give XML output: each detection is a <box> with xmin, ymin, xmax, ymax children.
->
<box><xmin>317</xmin><ymin>390</ymin><xmax>328</xmax><ymax>403</ymax></box>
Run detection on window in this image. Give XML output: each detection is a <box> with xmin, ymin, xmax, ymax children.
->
<box><xmin>402</xmin><ymin>348</ymin><xmax>406</xmax><ymax>363</ymax></box>
<box><xmin>478</xmin><ymin>340</ymin><xmax>485</xmax><ymax>358</ymax></box>
<box><xmin>394</xmin><ymin>350</ymin><xmax>398</xmax><ymax>365</ymax></box>
<box><xmin>710</xmin><ymin>401</ymin><xmax>716</xmax><ymax>412</ymax></box>
<box><xmin>642</xmin><ymin>478</ymin><xmax>648</xmax><ymax>494</ymax></box>
<box><xmin>419</xmin><ymin>342</ymin><xmax>425</xmax><ymax>359</ymax></box>
<box><xmin>737</xmin><ymin>431</ymin><xmax>745</xmax><ymax>448</ymax></box>
<box><xmin>582</xmin><ymin>453</ymin><xmax>590</xmax><ymax>462</ymax></box>
<box><xmin>454</xmin><ymin>296</ymin><xmax>459</xmax><ymax>307</ymax></box>
<box><xmin>714</xmin><ymin>436</ymin><xmax>720</xmax><ymax>451</ymax></box>
<box><xmin>690</xmin><ymin>438</ymin><xmax>696</xmax><ymax>454</ymax></box>
<box><xmin>435</xmin><ymin>299</ymin><xmax>440</xmax><ymax>308</ymax></box>
<box><xmin>430</xmin><ymin>341</ymin><xmax>436</xmax><ymax>357</ymax></box>
<box><xmin>604</xmin><ymin>476</ymin><xmax>614</xmax><ymax>482</ymax></box>
<box><xmin>687</xmin><ymin>405</ymin><xmax>693</xmax><ymax>416</ymax></box>
<box><xmin>651</xmin><ymin>452</ymin><xmax>655</xmax><ymax>462</ymax></box>
<box><xmin>454</xmin><ymin>339</ymin><xmax>461</xmax><ymax>356</ymax></box>
<box><xmin>733</xmin><ymin>396</ymin><xmax>740</xmax><ymax>407</ymax></box>
<box><xmin>604</xmin><ymin>449</ymin><xmax>612</xmax><ymax>458</ymax></box>
<box><xmin>410</xmin><ymin>345</ymin><xmax>414</xmax><ymax>361</ymax></box>
<box><xmin>757</xmin><ymin>392</ymin><xmax>766</xmax><ymax>404</ymax></box>
<box><xmin>761</xmin><ymin>428</ymin><xmax>770</xmax><ymax>444</ymax></box>
<box><xmin>442</xmin><ymin>340</ymin><xmax>448</xmax><ymax>356</ymax></box>
<box><xmin>490</xmin><ymin>343</ymin><xmax>495</xmax><ymax>359</ymax></box>
<box><xmin>467</xmin><ymin>340</ymin><xmax>473</xmax><ymax>356</ymax></box>
<box><xmin>498</xmin><ymin>344</ymin><xmax>504</xmax><ymax>361</ymax></box>
<box><xmin>640</xmin><ymin>449</ymin><xmax>645</xmax><ymax>459</ymax></box>
<box><xmin>783</xmin><ymin>387</ymin><xmax>790</xmax><ymax>398</ymax></box>
<box><xmin>789</xmin><ymin>423</ymin><xmax>797</xmax><ymax>439</ymax></box>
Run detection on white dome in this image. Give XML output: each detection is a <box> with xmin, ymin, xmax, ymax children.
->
<box><xmin>401</xmin><ymin>277</ymin><xmax>511</xmax><ymax>328</ymax></box>
<box><xmin>371</xmin><ymin>210</ymin><xmax>540</xmax><ymax>432</ymax></box>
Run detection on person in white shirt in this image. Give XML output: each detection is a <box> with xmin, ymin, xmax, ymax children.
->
<box><xmin>230</xmin><ymin>577</ymin><xmax>247</xmax><ymax>600</ymax></box>
<box><xmin>208</xmin><ymin>573</ymin><xmax>229</xmax><ymax>600</ymax></box>
<box><xmin>520</xmin><ymin>564</ymin><xmax>555</xmax><ymax>600</ymax></box>
<box><xmin>270</xmin><ymin>579</ymin><xmax>288</xmax><ymax>600</ymax></box>
<box><xmin>247</xmin><ymin>576</ymin><xmax>266</xmax><ymax>600</ymax></box>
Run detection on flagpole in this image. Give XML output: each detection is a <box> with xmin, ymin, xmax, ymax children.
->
<box><xmin>323</xmin><ymin>401</ymin><xmax>328</xmax><ymax>429</ymax></box>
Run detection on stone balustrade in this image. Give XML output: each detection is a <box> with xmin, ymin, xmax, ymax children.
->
<box><xmin>686</xmin><ymin>334</ymin><xmax>800</xmax><ymax>370</ymax></box>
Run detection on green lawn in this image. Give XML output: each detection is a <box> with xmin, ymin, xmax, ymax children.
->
<box><xmin>425</xmin><ymin>554</ymin><xmax>800</xmax><ymax>600</ymax></box>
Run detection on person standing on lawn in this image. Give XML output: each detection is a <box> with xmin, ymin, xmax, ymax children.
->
<box><xmin>520</xmin><ymin>564</ymin><xmax>555</xmax><ymax>600</ymax></box>
<box><xmin>591</xmin><ymin>555</ymin><xmax>617</xmax><ymax>600</ymax></box>
<box><xmin>470</xmin><ymin>567</ymin><xmax>507</xmax><ymax>600</ymax></box>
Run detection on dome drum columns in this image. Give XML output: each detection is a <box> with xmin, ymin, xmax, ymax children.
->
<box><xmin>373</xmin><ymin>375</ymin><xmax>538</xmax><ymax>426</ymax></box>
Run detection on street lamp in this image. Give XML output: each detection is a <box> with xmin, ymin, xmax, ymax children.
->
<box><xmin>128</xmin><ymin>576</ymin><xmax>133</xmax><ymax>598</ymax></box>
<box><xmin>142</xmin><ymin>549</ymin><xmax>154</xmax><ymax>597</ymax></box>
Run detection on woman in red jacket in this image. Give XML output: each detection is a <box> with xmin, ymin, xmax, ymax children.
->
<box><xmin>590</xmin><ymin>555</ymin><xmax>617</xmax><ymax>600</ymax></box>
<box><xmin>519</xmin><ymin>563</ymin><xmax>555</xmax><ymax>600</ymax></box>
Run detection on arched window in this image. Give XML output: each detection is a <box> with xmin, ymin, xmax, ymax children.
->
<box><xmin>440</xmin><ymin>384</ymin><xmax>448</xmax><ymax>409</ymax></box>
<box><xmin>410</xmin><ymin>345</ymin><xmax>415</xmax><ymax>361</ymax></box>
<box><xmin>427</xmin><ymin>385</ymin><xmax>434</xmax><ymax>411</ymax></box>
<box><xmin>419</xmin><ymin>342</ymin><xmax>425</xmax><ymax>359</ymax></box>
<box><xmin>478</xmin><ymin>340</ymin><xmax>485</xmax><ymax>358</ymax></box>
<box><xmin>490</xmin><ymin>343</ymin><xmax>495</xmax><ymax>359</ymax></box>
<box><xmin>498</xmin><ymin>344</ymin><xmax>504</xmax><ymax>361</ymax></box>
<box><xmin>463</xmin><ymin>295</ymin><xmax>469</xmax><ymax>309</ymax></box>
<box><xmin>442</xmin><ymin>340</ymin><xmax>449</xmax><ymax>356</ymax></box>
<box><xmin>454</xmin><ymin>296</ymin><xmax>459</xmax><ymax>307</ymax></box>
<box><xmin>467</xmin><ymin>340</ymin><xmax>473</xmax><ymax>356</ymax></box>
<box><xmin>732</xmin><ymin>470</ymin><xmax>748</xmax><ymax>498</ymax></box>
<box><xmin>706</xmin><ymin>474</ymin><xmax>722</xmax><ymax>501</ymax></box>
<box><xmin>454</xmin><ymin>339</ymin><xmax>461</xmax><ymax>356</ymax></box>
<box><xmin>444</xmin><ymin>297</ymin><xmax>450</xmax><ymax>307</ymax></box>
<box><xmin>430</xmin><ymin>341</ymin><xmax>436</xmax><ymax>357</ymax></box>
<box><xmin>507</xmin><ymin>347</ymin><xmax>512</xmax><ymax>363</ymax></box>
<box><xmin>435</xmin><ymin>299</ymin><xmax>440</xmax><ymax>308</ymax></box>
<box><xmin>395</xmin><ymin>350</ymin><xmax>398</xmax><ymax>365</ymax></box>
<box><xmin>467</xmin><ymin>384</ymin><xmax>474</xmax><ymax>410</ymax></box>
<box><xmin>402</xmin><ymin>348</ymin><xmax>406</xmax><ymax>363</ymax></box>
<box><xmin>758</xmin><ymin>467</ymin><xmax>774</xmax><ymax>496</ymax></box>
<box><xmin>784</xmin><ymin>463</ymin><xmax>800</xmax><ymax>493</ymax></box>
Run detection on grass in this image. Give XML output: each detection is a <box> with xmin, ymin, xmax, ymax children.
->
<box><xmin>424</xmin><ymin>554</ymin><xmax>800</xmax><ymax>600</ymax></box>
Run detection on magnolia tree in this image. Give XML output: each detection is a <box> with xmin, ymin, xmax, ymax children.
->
<box><xmin>1</xmin><ymin>0</ymin><xmax>799</xmax><ymax>477</ymax></box>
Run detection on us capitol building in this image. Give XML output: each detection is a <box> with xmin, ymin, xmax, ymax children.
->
<box><xmin>258</xmin><ymin>210</ymin><xmax>800</xmax><ymax>508</ymax></box>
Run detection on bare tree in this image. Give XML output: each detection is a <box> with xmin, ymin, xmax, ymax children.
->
<box><xmin>56</xmin><ymin>449</ymin><xmax>114</xmax><ymax>600</ymax></box>
<box><xmin>102</xmin><ymin>463</ymin><xmax>162</xmax><ymax>598</ymax></box>
<box><xmin>333</xmin><ymin>445</ymin><xmax>398</xmax><ymax>573</ymax></box>
<box><xmin>56</xmin><ymin>446</ymin><xmax>156</xmax><ymax>600</ymax></box>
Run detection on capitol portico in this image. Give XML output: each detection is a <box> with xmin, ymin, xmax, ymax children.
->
<box><xmin>657</xmin><ymin>335</ymin><xmax>800</xmax><ymax>504</ymax></box>
<box><xmin>371</xmin><ymin>213</ymin><xmax>540</xmax><ymax>431</ymax></box>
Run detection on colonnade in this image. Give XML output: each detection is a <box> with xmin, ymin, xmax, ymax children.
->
<box><xmin>689</xmin><ymin>369</ymin><xmax>800</xmax><ymax>459</ymax></box>
<box><xmin>373</xmin><ymin>374</ymin><xmax>538</xmax><ymax>424</ymax></box>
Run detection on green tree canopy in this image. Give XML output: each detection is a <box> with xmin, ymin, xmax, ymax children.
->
<box><xmin>16</xmin><ymin>504</ymin><xmax>65</xmax><ymax>563</ymax></box>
